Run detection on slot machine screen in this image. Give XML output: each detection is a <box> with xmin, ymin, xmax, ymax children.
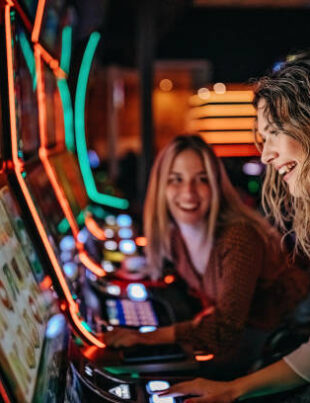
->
<box><xmin>13</xmin><ymin>20</ymin><xmax>40</xmax><ymax>159</ymax></box>
<box><xmin>0</xmin><ymin>182</ymin><xmax>51</xmax><ymax>402</ymax></box>
<box><xmin>24</xmin><ymin>162</ymin><xmax>67</xmax><ymax>258</ymax></box>
<box><xmin>50</xmin><ymin>151</ymin><xmax>89</xmax><ymax>217</ymax></box>
<box><xmin>43</xmin><ymin>62</ymin><xmax>65</xmax><ymax>149</ymax></box>
<box><xmin>20</xmin><ymin>0</ymin><xmax>39</xmax><ymax>20</ymax></box>
<box><xmin>35</xmin><ymin>0</ymin><xmax>72</xmax><ymax>60</ymax></box>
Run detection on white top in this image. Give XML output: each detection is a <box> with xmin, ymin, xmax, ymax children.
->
<box><xmin>178</xmin><ymin>222</ymin><xmax>209</xmax><ymax>275</ymax></box>
<box><xmin>284</xmin><ymin>338</ymin><xmax>310</xmax><ymax>382</ymax></box>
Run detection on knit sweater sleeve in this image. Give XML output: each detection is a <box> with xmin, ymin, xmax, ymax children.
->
<box><xmin>174</xmin><ymin>223</ymin><xmax>264</xmax><ymax>358</ymax></box>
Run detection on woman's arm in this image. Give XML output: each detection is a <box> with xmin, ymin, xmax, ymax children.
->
<box><xmin>104</xmin><ymin>325</ymin><xmax>175</xmax><ymax>348</ymax></box>
<box><xmin>160</xmin><ymin>359</ymin><xmax>307</xmax><ymax>403</ymax></box>
<box><xmin>236</xmin><ymin>358</ymin><xmax>307</xmax><ymax>399</ymax></box>
<box><xmin>175</xmin><ymin>224</ymin><xmax>264</xmax><ymax>355</ymax></box>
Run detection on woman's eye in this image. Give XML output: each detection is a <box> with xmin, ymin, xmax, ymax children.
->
<box><xmin>269</xmin><ymin>129</ymin><xmax>279</xmax><ymax>136</ymax></box>
<box><xmin>168</xmin><ymin>177</ymin><xmax>181</xmax><ymax>184</ymax></box>
<box><xmin>198</xmin><ymin>176</ymin><xmax>208</xmax><ymax>183</ymax></box>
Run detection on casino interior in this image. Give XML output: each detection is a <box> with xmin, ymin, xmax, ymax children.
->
<box><xmin>1</xmin><ymin>0</ymin><xmax>310</xmax><ymax>402</ymax></box>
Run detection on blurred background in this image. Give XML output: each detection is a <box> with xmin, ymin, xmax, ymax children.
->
<box><xmin>45</xmin><ymin>0</ymin><xmax>310</xmax><ymax>215</ymax></box>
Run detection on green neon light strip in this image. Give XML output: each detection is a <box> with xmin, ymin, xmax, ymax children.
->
<box><xmin>60</xmin><ymin>26</ymin><xmax>72</xmax><ymax>74</ymax></box>
<box><xmin>58</xmin><ymin>26</ymin><xmax>75</xmax><ymax>152</ymax></box>
<box><xmin>57</xmin><ymin>79</ymin><xmax>75</xmax><ymax>152</ymax></box>
<box><xmin>19</xmin><ymin>31</ymin><xmax>37</xmax><ymax>90</ymax></box>
<box><xmin>74</xmin><ymin>32</ymin><xmax>129</xmax><ymax>210</ymax></box>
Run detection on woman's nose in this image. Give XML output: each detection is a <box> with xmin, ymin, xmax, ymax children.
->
<box><xmin>182</xmin><ymin>181</ymin><xmax>197</xmax><ymax>195</ymax></box>
<box><xmin>261</xmin><ymin>141</ymin><xmax>278</xmax><ymax>165</ymax></box>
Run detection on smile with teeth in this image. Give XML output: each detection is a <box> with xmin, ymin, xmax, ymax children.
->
<box><xmin>177</xmin><ymin>202</ymin><xmax>199</xmax><ymax>211</ymax></box>
<box><xmin>278</xmin><ymin>162</ymin><xmax>297</xmax><ymax>176</ymax></box>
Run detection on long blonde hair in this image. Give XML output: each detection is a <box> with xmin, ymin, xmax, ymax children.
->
<box><xmin>144</xmin><ymin>135</ymin><xmax>276</xmax><ymax>277</ymax></box>
<box><xmin>254</xmin><ymin>62</ymin><xmax>310</xmax><ymax>257</ymax></box>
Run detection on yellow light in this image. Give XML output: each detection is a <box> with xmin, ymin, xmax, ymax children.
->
<box><xmin>189</xmin><ymin>91</ymin><xmax>254</xmax><ymax>106</ymax></box>
<box><xmin>159</xmin><ymin>79</ymin><xmax>173</xmax><ymax>92</ymax></box>
<box><xmin>197</xmin><ymin>87</ymin><xmax>210</xmax><ymax>100</ymax></box>
<box><xmin>213</xmin><ymin>82</ymin><xmax>226</xmax><ymax>94</ymax></box>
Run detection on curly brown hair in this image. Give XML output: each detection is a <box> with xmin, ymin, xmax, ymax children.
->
<box><xmin>254</xmin><ymin>60</ymin><xmax>310</xmax><ymax>257</ymax></box>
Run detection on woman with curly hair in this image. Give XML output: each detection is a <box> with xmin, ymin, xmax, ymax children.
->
<box><xmin>160</xmin><ymin>57</ymin><xmax>310</xmax><ymax>402</ymax></box>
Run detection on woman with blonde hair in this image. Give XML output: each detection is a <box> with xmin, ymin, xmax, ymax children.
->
<box><xmin>106</xmin><ymin>135</ymin><xmax>308</xmax><ymax>374</ymax></box>
<box><xmin>160</xmin><ymin>59</ymin><xmax>310</xmax><ymax>402</ymax></box>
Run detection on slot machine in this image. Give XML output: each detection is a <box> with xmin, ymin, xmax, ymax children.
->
<box><xmin>7</xmin><ymin>0</ymin><xmax>203</xmax><ymax>344</ymax></box>
<box><xmin>0</xmin><ymin>37</ymin><xmax>69</xmax><ymax>398</ymax></box>
<box><xmin>0</xmin><ymin>2</ymin><xmax>207</xmax><ymax>401</ymax></box>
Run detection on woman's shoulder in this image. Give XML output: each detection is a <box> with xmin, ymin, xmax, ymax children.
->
<box><xmin>218</xmin><ymin>220</ymin><xmax>264</xmax><ymax>243</ymax></box>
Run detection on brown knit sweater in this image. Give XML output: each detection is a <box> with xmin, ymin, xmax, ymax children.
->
<box><xmin>173</xmin><ymin>222</ymin><xmax>310</xmax><ymax>359</ymax></box>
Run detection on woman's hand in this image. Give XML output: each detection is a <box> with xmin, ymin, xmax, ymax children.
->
<box><xmin>104</xmin><ymin>328</ymin><xmax>147</xmax><ymax>348</ymax></box>
<box><xmin>105</xmin><ymin>326</ymin><xmax>175</xmax><ymax>348</ymax></box>
<box><xmin>159</xmin><ymin>378</ymin><xmax>238</xmax><ymax>403</ymax></box>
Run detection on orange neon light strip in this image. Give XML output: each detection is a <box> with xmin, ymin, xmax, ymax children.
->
<box><xmin>200</xmin><ymin>131</ymin><xmax>255</xmax><ymax>144</ymax></box>
<box><xmin>189</xmin><ymin>91</ymin><xmax>254</xmax><ymax>106</ymax></box>
<box><xmin>85</xmin><ymin>215</ymin><xmax>106</xmax><ymax>241</ymax></box>
<box><xmin>195</xmin><ymin>354</ymin><xmax>214</xmax><ymax>362</ymax></box>
<box><xmin>35</xmin><ymin>46</ymin><xmax>106</xmax><ymax>277</ymax></box>
<box><xmin>77</xmin><ymin>248</ymin><xmax>107</xmax><ymax>277</ymax></box>
<box><xmin>5</xmin><ymin>3</ymin><xmax>105</xmax><ymax>348</ymax></box>
<box><xmin>36</xmin><ymin>44</ymin><xmax>66</xmax><ymax>78</ymax></box>
<box><xmin>188</xmin><ymin>117</ymin><xmax>255</xmax><ymax>132</ymax></box>
<box><xmin>189</xmin><ymin>104</ymin><xmax>256</xmax><ymax>119</ymax></box>
<box><xmin>212</xmin><ymin>144</ymin><xmax>259</xmax><ymax>157</ymax></box>
<box><xmin>31</xmin><ymin>0</ymin><xmax>46</xmax><ymax>43</ymax></box>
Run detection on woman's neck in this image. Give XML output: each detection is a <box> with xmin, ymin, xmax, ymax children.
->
<box><xmin>178</xmin><ymin>221</ymin><xmax>206</xmax><ymax>239</ymax></box>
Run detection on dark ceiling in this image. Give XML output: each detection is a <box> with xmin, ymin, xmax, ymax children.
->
<box><xmin>73</xmin><ymin>0</ymin><xmax>310</xmax><ymax>83</ymax></box>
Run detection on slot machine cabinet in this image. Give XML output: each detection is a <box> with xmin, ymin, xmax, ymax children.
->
<box><xmin>0</xmin><ymin>4</ymin><xmax>208</xmax><ymax>400</ymax></box>
<box><xmin>0</xmin><ymin>176</ymin><xmax>69</xmax><ymax>400</ymax></box>
<box><xmin>6</xmin><ymin>0</ymin><xmax>203</xmax><ymax>342</ymax></box>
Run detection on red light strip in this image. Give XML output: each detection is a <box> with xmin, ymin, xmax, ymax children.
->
<box><xmin>5</xmin><ymin>3</ymin><xmax>105</xmax><ymax>348</ymax></box>
<box><xmin>0</xmin><ymin>378</ymin><xmax>10</xmax><ymax>403</ymax></box>
<box><xmin>212</xmin><ymin>144</ymin><xmax>259</xmax><ymax>157</ymax></box>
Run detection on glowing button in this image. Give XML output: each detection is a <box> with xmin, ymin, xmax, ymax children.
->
<box><xmin>106</xmin><ymin>284</ymin><xmax>121</xmax><ymax>296</ymax></box>
<box><xmin>105</xmin><ymin>228</ymin><xmax>115</xmax><ymax>238</ymax></box>
<box><xmin>102</xmin><ymin>261</ymin><xmax>115</xmax><ymax>272</ymax></box>
<box><xmin>63</xmin><ymin>262</ymin><xmax>78</xmax><ymax>279</ymax></box>
<box><xmin>119</xmin><ymin>240</ymin><xmax>136</xmax><ymax>255</ymax></box>
<box><xmin>108</xmin><ymin>384</ymin><xmax>130</xmax><ymax>399</ymax></box>
<box><xmin>105</xmin><ymin>215</ymin><xmax>116</xmax><ymax>226</ymax></box>
<box><xmin>59</xmin><ymin>235</ymin><xmax>75</xmax><ymax>251</ymax></box>
<box><xmin>46</xmin><ymin>314</ymin><xmax>66</xmax><ymax>339</ymax></box>
<box><xmin>146</xmin><ymin>381</ymin><xmax>170</xmax><ymax>394</ymax></box>
<box><xmin>139</xmin><ymin>326</ymin><xmax>157</xmax><ymax>333</ymax></box>
<box><xmin>127</xmin><ymin>283</ymin><xmax>147</xmax><ymax>301</ymax></box>
<box><xmin>104</xmin><ymin>240</ymin><xmax>118</xmax><ymax>251</ymax></box>
<box><xmin>77</xmin><ymin>227</ymin><xmax>89</xmax><ymax>243</ymax></box>
<box><xmin>149</xmin><ymin>395</ymin><xmax>175</xmax><ymax>403</ymax></box>
<box><xmin>116</xmin><ymin>214</ymin><xmax>132</xmax><ymax>227</ymax></box>
<box><xmin>118</xmin><ymin>228</ymin><xmax>133</xmax><ymax>239</ymax></box>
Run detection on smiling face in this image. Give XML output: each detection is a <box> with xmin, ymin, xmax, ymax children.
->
<box><xmin>165</xmin><ymin>149</ymin><xmax>211</xmax><ymax>226</ymax></box>
<box><xmin>257</xmin><ymin>99</ymin><xmax>305</xmax><ymax>196</ymax></box>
